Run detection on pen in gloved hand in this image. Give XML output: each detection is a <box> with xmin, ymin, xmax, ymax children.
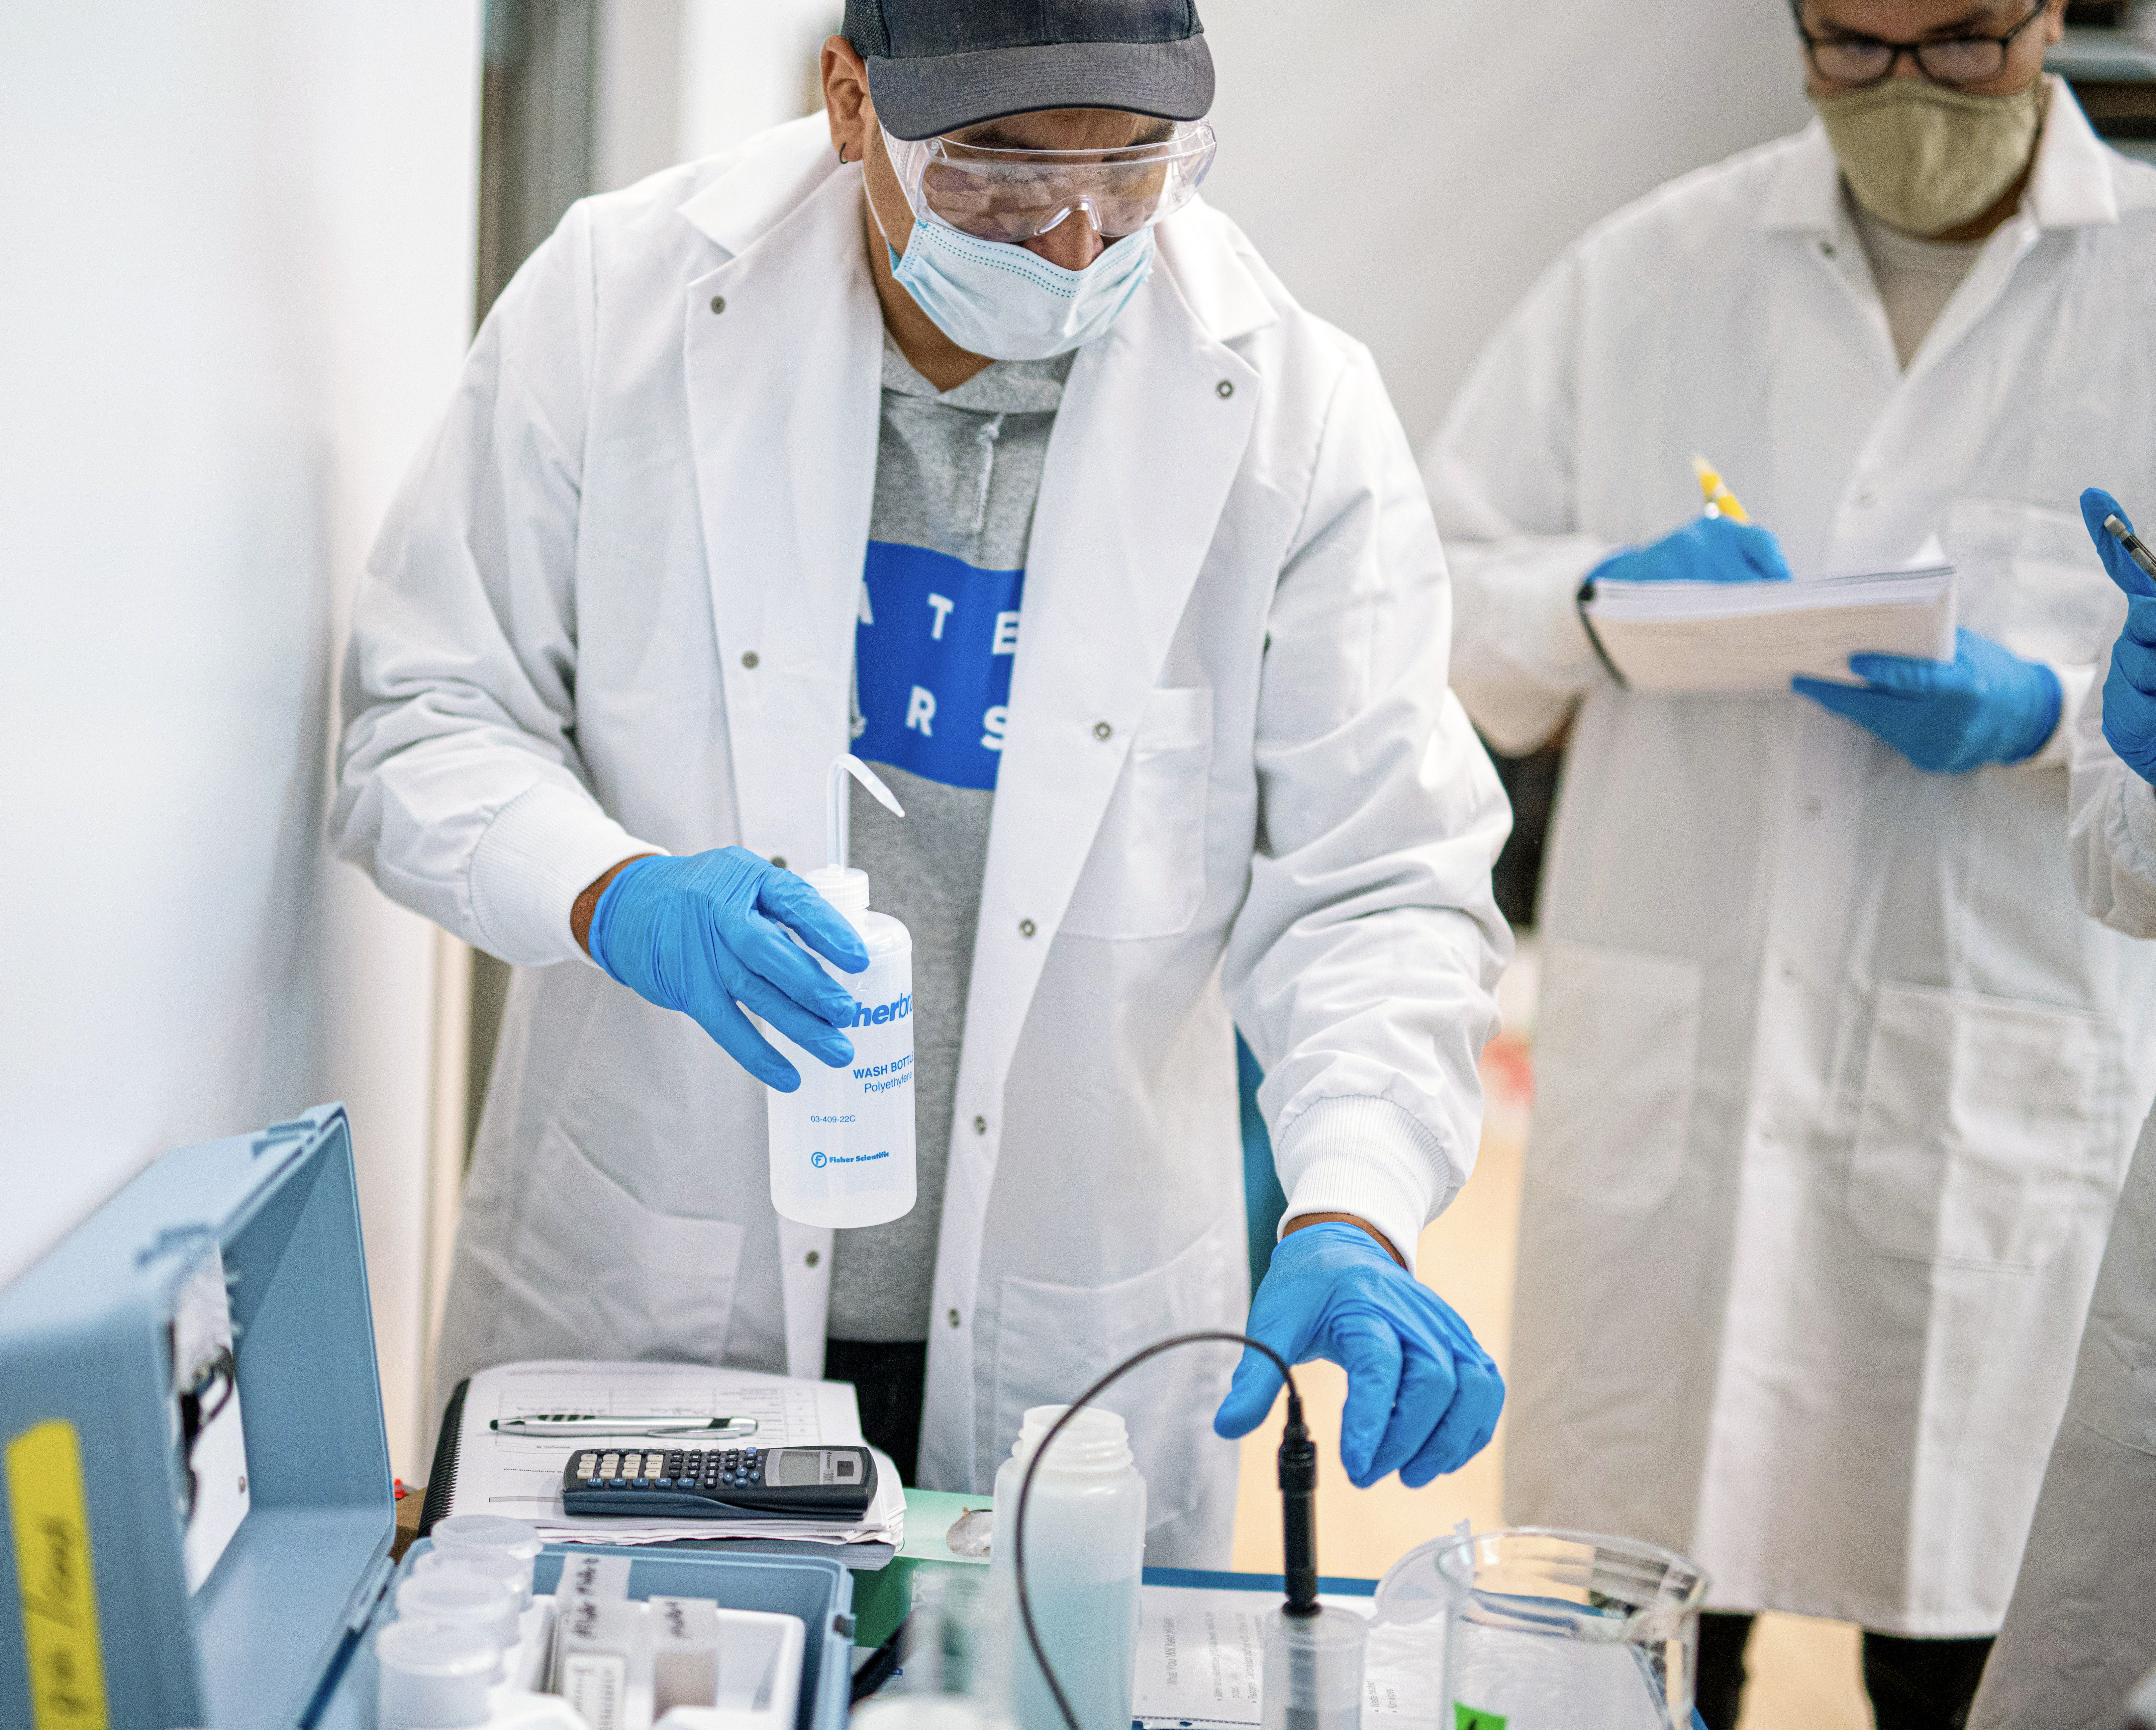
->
<box><xmin>1692</xmin><ymin>453</ymin><xmax>1751</xmax><ymax>523</ymax></box>
<box><xmin>2104</xmin><ymin>512</ymin><xmax>2156</xmax><ymax>582</ymax></box>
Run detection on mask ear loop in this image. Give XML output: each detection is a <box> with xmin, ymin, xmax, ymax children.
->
<box><xmin>867</xmin><ymin>128</ymin><xmax>933</xmax><ymax>265</ymax></box>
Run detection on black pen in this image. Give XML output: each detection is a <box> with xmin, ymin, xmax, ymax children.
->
<box><xmin>490</xmin><ymin>1412</ymin><xmax>760</xmax><ymax>1439</ymax></box>
<box><xmin>2105</xmin><ymin>513</ymin><xmax>2156</xmax><ymax>582</ymax></box>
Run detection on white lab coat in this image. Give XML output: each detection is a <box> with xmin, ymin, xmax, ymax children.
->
<box><xmin>333</xmin><ymin>116</ymin><xmax>1509</xmax><ymax>1561</ymax></box>
<box><xmin>1969</xmin><ymin>693</ymin><xmax>2156</xmax><ymax>1728</ymax></box>
<box><xmin>1426</xmin><ymin>82</ymin><xmax>2156</xmax><ymax>1632</ymax></box>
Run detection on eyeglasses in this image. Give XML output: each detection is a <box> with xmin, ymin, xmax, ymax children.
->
<box><xmin>1795</xmin><ymin>0</ymin><xmax>2050</xmax><ymax>88</ymax></box>
<box><xmin>881</xmin><ymin>120</ymin><xmax>1217</xmax><ymax>244</ymax></box>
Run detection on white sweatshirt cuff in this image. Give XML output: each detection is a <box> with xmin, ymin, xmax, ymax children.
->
<box><xmin>2024</xmin><ymin>663</ymin><xmax>2097</xmax><ymax>770</ymax></box>
<box><xmin>466</xmin><ymin>780</ymin><xmax>661</xmax><ymax>968</ymax></box>
<box><xmin>2123</xmin><ymin>773</ymin><xmax>2156</xmax><ymax>882</ymax></box>
<box><xmin>1274</xmin><ymin>1096</ymin><xmax>1453</xmax><ymax>1276</ymax></box>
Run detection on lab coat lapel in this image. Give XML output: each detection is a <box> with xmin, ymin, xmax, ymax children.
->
<box><xmin>921</xmin><ymin>239</ymin><xmax>1261</xmax><ymax>1488</ymax></box>
<box><xmin>681</xmin><ymin>144</ymin><xmax>880</xmax><ymax>1379</ymax></box>
<box><xmin>1908</xmin><ymin>82</ymin><xmax>2117</xmax><ymax>381</ymax></box>
<box><xmin>682</xmin><ymin>159</ymin><xmax>884</xmax><ymax>873</ymax></box>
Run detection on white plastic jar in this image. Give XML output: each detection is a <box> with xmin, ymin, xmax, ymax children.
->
<box><xmin>986</xmin><ymin>1406</ymin><xmax>1147</xmax><ymax>1730</ymax></box>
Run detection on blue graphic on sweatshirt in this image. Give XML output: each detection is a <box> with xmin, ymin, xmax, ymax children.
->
<box><xmin>854</xmin><ymin>539</ymin><xmax>1023</xmax><ymax>792</ymax></box>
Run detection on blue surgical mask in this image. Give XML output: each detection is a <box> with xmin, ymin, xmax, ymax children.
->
<box><xmin>884</xmin><ymin>215</ymin><xmax>1155</xmax><ymax>362</ymax></box>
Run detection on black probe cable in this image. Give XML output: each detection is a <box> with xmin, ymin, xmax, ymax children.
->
<box><xmin>1013</xmin><ymin>1331</ymin><xmax>1315</xmax><ymax>1730</ymax></box>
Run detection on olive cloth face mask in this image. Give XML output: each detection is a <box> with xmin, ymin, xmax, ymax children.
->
<box><xmin>1814</xmin><ymin>77</ymin><xmax>2046</xmax><ymax>235</ymax></box>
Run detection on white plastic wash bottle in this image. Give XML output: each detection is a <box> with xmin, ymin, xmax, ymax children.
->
<box><xmin>763</xmin><ymin>754</ymin><xmax>916</xmax><ymax>1228</ymax></box>
<box><xmin>987</xmin><ymin>1406</ymin><xmax>1147</xmax><ymax>1730</ymax></box>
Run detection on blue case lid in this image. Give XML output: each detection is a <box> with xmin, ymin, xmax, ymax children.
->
<box><xmin>0</xmin><ymin>1106</ymin><xmax>393</xmax><ymax>1729</ymax></box>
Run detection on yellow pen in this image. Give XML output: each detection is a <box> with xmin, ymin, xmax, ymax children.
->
<box><xmin>1692</xmin><ymin>453</ymin><xmax>1751</xmax><ymax>524</ymax></box>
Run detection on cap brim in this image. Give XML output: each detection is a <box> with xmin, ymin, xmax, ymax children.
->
<box><xmin>866</xmin><ymin>35</ymin><xmax>1214</xmax><ymax>141</ymax></box>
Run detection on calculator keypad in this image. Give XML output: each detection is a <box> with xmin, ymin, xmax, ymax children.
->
<box><xmin>560</xmin><ymin>1443</ymin><xmax>876</xmax><ymax>1522</ymax></box>
<box><xmin>577</xmin><ymin>1445</ymin><xmax>763</xmax><ymax>1490</ymax></box>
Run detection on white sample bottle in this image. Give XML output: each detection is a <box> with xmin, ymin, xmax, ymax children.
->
<box><xmin>765</xmin><ymin>754</ymin><xmax>917</xmax><ymax>1228</ymax></box>
<box><xmin>987</xmin><ymin>1406</ymin><xmax>1147</xmax><ymax>1730</ymax></box>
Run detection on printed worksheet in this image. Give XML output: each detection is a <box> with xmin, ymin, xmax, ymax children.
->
<box><xmin>437</xmin><ymin>1359</ymin><xmax>900</xmax><ymax>1545</ymax></box>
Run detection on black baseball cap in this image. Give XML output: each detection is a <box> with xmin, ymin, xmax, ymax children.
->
<box><xmin>842</xmin><ymin>0</ymin><xmax>1214</xmax><ymax>142</ymax></box>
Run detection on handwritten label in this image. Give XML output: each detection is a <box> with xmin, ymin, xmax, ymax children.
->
<box><xmin>8</xmin><ymin>1419</ymin><xmax>108</xmax><ymax>1730</ymax></box>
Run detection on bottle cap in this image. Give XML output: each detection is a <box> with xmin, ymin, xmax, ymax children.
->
<box><xmin>431</xmin><ymin>1513</ymin><xmax>541</xmax><ymax>1561</ymax></box>
<box><xmin>395</xmin><ymin>1570</ymin><xmax>520</xmax><ymax>1650</ymax></box>
<box><xmin>375</xmin><ymin>1615</ymin><xmax>500</xmax><ymax>1678</ymax></box>
<box><xmin>805</xmin><ymin>864</ymin><xmax>871</xmax><ymax>916</ymax></box>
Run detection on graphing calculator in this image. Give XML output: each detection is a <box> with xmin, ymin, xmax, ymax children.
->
<box><xmin>558</xmin><ymin>1443</ymin><xmax>877</xmax><ymax>1520</ymax></box>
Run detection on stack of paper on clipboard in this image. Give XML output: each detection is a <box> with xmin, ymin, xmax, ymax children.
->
<box><xmin>426</xmin><ymin>1359</ymin><xmax>905</xmax><ymax>1550</ymax></box>
<box><xmin>1579</xmin><ymin>560</ymin><xmax>1956</xmax><ymax>693</ymax></box>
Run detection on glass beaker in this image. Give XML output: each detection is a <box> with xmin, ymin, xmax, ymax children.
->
<box><xmin>853</xmin><ymin>1570</ymin><xmax>1016</xmax><ymax>1730</ymax></box>
<box><xmin>1374</xmin><ymin>1527</ymin><xmax>1708</xmax><ymax>1730</ymax></box>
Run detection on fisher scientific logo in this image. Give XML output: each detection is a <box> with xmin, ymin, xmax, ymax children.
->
<box><xmin>810</xmin><ymin>1152</ymin><xmax>827</xmax><ymax>1168</ymax></box>
<box><xmin>841</xmin><ymin>992</ymin><xmax>913</xmax><ymax>1028</ymax></box>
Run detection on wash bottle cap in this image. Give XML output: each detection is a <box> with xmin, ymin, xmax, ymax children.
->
<box><xmin>806</xmin><ymin>753</ymin><xmax>905</xmax><ymax>915</ymax></box>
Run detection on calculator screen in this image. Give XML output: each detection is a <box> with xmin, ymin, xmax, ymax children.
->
<box><xmin>770</xmin><ymin>1450</ymin><xmax>823</xmax><ymax>1487</ymax></box>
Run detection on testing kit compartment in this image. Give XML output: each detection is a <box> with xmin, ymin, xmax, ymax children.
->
<box><xmin>0</xmin><ymin>1105</ymin><xmax>856</xmax><ymax>1730</ymax></box>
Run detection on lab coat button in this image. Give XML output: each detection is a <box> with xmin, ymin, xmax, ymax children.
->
<box><xmin>947</xmin><ymin>1308</ymin><xmax>961</xmax><ymax>1327</ymax></box>
<box><xmin>771</xmin><ymin>855</ymin><xmax>787</xmax><ymax>869</ymax></box>
<box><xmin>1019</xmin><ymin>918</ymin><xmax>1036</xmax><ymax>938</ymax></box>
<box><xmin>805</xmin><ymin>1249</ymin><xmax>819</xmax><ymax>1267</ymax></box>
<box><xmin>1216</xmin><ymin>380</ymin><xmax>1234</xmax><ymax>398</ymax></box>
<box><xmin>972</xmin><ymin>1115</ymin><xmax>987</xmax><ymax>1134</ymax></box>
<box><xmin>741</xmin><ymin>651</ymin><xmax>760</xmax><ymax>669</ymax></box>
<box><xmin>710</xmin><ymin>295</ymin><xmax>726</xmax><ymax>315</ymax></box>
<box><xmin>1819</xmin><ymin>240</ymin><xmax>1836</xmax><ymax>258</ymax></box>
<box><xmin>1094</xmin><ymin>721</ymin><xmax>1112</xmax><ymax>740</ymax></box>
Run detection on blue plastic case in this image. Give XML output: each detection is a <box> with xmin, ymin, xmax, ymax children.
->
<box><xmin>0</xmin><ymin>1106</ymin><xmax>855</xmax><ymax>1730</ymax></box>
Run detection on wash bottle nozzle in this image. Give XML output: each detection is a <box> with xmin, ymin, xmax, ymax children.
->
<box><xmin>810</xmin><ymin>753</ymin><xmax>904</xmax><ymax>916</ymax></box>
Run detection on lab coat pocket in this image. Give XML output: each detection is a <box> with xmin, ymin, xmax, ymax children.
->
<box><xmin>517</xmin><ymin>1119</ymin><xmax>746</xmax><ymax>1363</ymax></box>
<box><xmin>1528</xmin><ymin>941</ymin><xmax>1702</xmax><ymax>1217</ymax></box>
<box><xmin>1062</xmin><ymin>686</ymin><xmax>1214</xmax><ymax>940</ymax></box>
<box><xmin>992</xmin><ymin>1219</ymin><xmax>1237</xmax><ymax>1527</ymax></box>
<box><xmin>1849</xmin><ymin>984</ymin><xmax>2109</xmax><ymax>1270</ymax></box>
<box><xmin>1944</xmin><ymin>498</ymin><xmax>2125</xmax><ymax>670</ymax></box>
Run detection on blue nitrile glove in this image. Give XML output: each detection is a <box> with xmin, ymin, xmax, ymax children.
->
<box><xmin>1214</xmin><ymin>1222</ymin><xmax>1504</xmax><ymax>1490</ymax></box>
<box><xmin>2082</xmin><ymin>487</ymin><xmax>2156</xmax><ymax>786</ymax></box>
<box><xmin>585</xmin><ymin>848</ymin><xmax>869</xmax><ymax>1091</ymax></box>
<box><xmin>1589</xmin><ymin>514</ymin><xmax>1793</xmax><ymax>586</ymax></box>
<box><xmin>1792</xmin><ymin>628</ymin><xmax>2061</xmax><ymax>774</ymax></box>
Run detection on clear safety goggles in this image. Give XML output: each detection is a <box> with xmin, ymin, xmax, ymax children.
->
<box><xmin>880</xmin><ymin>119</ymin><xmax>1216</xmax><ymax>244</ymax></box>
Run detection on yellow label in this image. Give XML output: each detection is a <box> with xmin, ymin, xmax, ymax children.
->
<box><xmin>7</xmin><ymin>1420</ymin><xmax>107</xmax><ymax>1730</ymax></box>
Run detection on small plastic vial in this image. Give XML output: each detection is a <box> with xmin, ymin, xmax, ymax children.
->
<box><xmin>427</xmin><ymin>1512</ymin><xmax>541</xmax><ymax>1608</ymax></box>
<box><xmin>375</xmin><ymin>1618</ymin><xmax>497</xmax><ymax>1730</ymax></box>
<box><xmin>394</xmin><ymin>1570</ymin><xmax>519</xmax><ymax>1661</ymax></box>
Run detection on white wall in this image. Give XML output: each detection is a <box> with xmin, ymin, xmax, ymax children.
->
<box><xmin>674</xmin><ymin>0</ymin><xmax>837</xmax><ymax>168</ymax></box>
<box><xmin>1200</xmin><ymin>0</ymin><xmax>1814</xmax><ymax>444</ymax></box>
<box><xmin>644</xmin><ymin>0</ymin><xmax>1811</xmax><ymax>443</ymax></box>
<box><xmin>0</xmin><ymin>1</ymin><xmax>482</xmax><ymax>1475</ymax></box>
